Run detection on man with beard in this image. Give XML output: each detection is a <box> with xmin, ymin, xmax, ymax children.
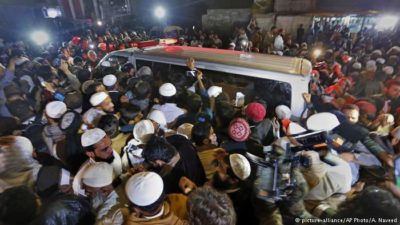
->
<box><xmin>83</xmin><ymin>92</ymin><xmax>115</xmax><ymax>128</ymax></box>
<box><xmin>73</xmin><ymin>128</ymin><xmax>123</xmax><ymax>196</ymax></box>
<box><xmin>82</xmin><ymin>162</ymin><xmax>126</xmax><ymax>225</ymax></box>
<box><xmin>209</xmin><ymin>153</ymin><xmax>255</xmax><ymax>225</ymax></box>
<box><xmin>142</xmin><ymin>135</ymin><xmax>206</xmax><ymax>194</ymax></box>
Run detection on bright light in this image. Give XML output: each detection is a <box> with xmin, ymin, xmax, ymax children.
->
<box><xmin>31</xmin><ymin>31</ymin><xmax>49</xmax><ymax>45</ymax></box>
<box><xmin>343</xmin><ymin>16</ymin><xmax>351</xmax><ymax>26</ymax></box>
<box><xmin>89</xmin><ymin>44</ymin><xmax>95</xmax><ymax>49</ymax></box>
<box><xmin>313</xmin><ymin>49</ymin><xmax>322</xmax><ymax>58</ymax></box>
<box><xmin>154</xmin><ymin>6</ymin><xmax>166</xmax><ymax>19</ymax></box>
<box><xmin>240</xmin><ymin>40</ymin><xmax>248</xmax><ymax>47</ymax></box>
<box><xmin>376</xmin><ymin>15</ymin><xmax>398</xmax><ymax>31</ymax></box>
<box><xmin>47</xmin><ymin>8</ymin><xmax>58</xmax><ymax>18</ymax></box>
<box><xmin>97</xmin><ymin>20</ymin><xmax>103</xmax><ymax>26</ymax></box>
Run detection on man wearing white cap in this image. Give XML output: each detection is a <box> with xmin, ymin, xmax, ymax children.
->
<box><xmin>42</xmin><ymin>101</ymin><xmax>67</xmax><ymax>158</ymax></box>
<box><xmin>103</xmin><ymin>74</ymin><xmax>122</xmax><ymax>112</ymax></box>
<box><xmin>82</xmin><ymin>162</ymin><xmax>125</xmax><ymax>225</ymax></box>
<box><xmin>209</xmin><ymin>153</ymin><xmax>254</xmax><ymax>224</ymax></box>
<box><xmin>125</xmin><ymin>172</ymin><xmax>187</xmax><ymax>225</ymax></box>
<box><xmin>73</xmin><ymin>128</ymin><xmax>123</xmax><ymax>196</ymax></box>
<box><xmin>151</xmin><ymin>83</ymin><xmax>185</xmax><ymax>125</ymax></box>
<box><xmin>83</xmin><ymin>91</ymin><xmax>114</xmax><ymax>128</ymax></box>
<box><xmin>147</xmin><ymin>110</ymin><xmax>168</xmax><ymax>132</ymax></box>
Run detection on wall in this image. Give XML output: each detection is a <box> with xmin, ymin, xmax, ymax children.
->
<box><xmin>253</xmin><ymin>13</ymin><xmax>275</xmax><ymax>32</ymax></box>
<box><xmin>201</xmin><ymin>9</ymin><xmax>312</xmax><ymax>39</ymax></box>
<box><xmin>274</xmin><ymin>0</ymin><xmax>316</xmax><ymax>13</ymax></box>
<box><xmin>275</xmin><ymin>15</ymin><xmax>313</xmax><ymax>37</ymax></box>
<box><xmin>202</xmin><ymin>8</ymin><xmax>252</xmax><ymax>33</ymax></box>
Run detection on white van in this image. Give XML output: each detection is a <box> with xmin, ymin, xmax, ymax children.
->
<box><xmin>98</xmin><ymin>45</ymin><xmax>312</xmax><ymax>118</ymax></box>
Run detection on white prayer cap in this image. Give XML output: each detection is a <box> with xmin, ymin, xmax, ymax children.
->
<box><xmin>147</xmin><ymin>110</ymin><xmax>167</xmax><ymax>128</ymax></box>
<box><xmin>371</xmin><ymin>49</ymin><xmax>382</xmax><ymax>56</ymax></box>
<box><xmin>207</xmin><ymin>86</ymin><xmax>223</xmax><ymax>98</ymax></box>
<box><xmin>177</xmin><ymin>123</ymin><xmax>194</xmax><ymax>139</ymax></box>
<box><xmin>352</xmin><ymin>62</ymin><xmax>362</xmax><ymax>70</ymax></box>
<box><xmin>82</xmin><ymin>162</ymin><xmax>113</xmax><ymax>188</ymax></box>
<box><xmin>307</xmin><ymin>112</ymin><xmax>340</xmax><ymax>131</ymax></box>
<box><xmin>159</xmin><ymin>83</ymin><xmax>176</xmax><ymax>97</ymax></box>
<box><xmin>366</xmin><ymin>60</ymin><xmax>377</xmax><ymax>72</ymax></box>
<box><xmin>101</xmin><ymin>61</ymin><xmax>111</xmax><ymax>67</ymax></box>
<box><xmin>229</xmin><ymin>154</ymin><xmax>251</xmax><ymax>181</ymax></box>
<box><xmin>383</xmin><ymin>66</ymin><xmax>394</xmax><ymax>76</ymax></box>
<box><xmin>125</xmin><ymin>172</ymin><xmax>164</xmax><ymax>206</ymax></box>
<box><xmin>275</xmin><ymin>105</ymin><xmax>291</xmax><ymax>120</ymax></box>
<box><xmin>387</xmin><ymin>46</ymin><xmax>400</xmax><ymax>55</ymax></box>
<box><xmin>81</xmin><ymin>128</ymin><xmax>106</xmax><ymax>147</ymax></box>
<box><xmin>15</xmin><ymin>57</ymin><xmax>30</xmax><ymax>66</ymax></box>
<box><xmin>90</xmin><ymin>92</ymin><xmax>108</xmax><ymax>107</ymax></box>
<box><xmin>376</xmin><ymin>57</ymin><xmax>385</xmax><ymax>64</ymax></box>
<box><xmin>133</xmin><ymin>120</ymin><xmax>155</xmax><ymax>144</ymax></box>
<box><xmin>45</xmin><ymin>101</ymin><xmax>67</xmax><ymax>119</ymax></box>
<box><xmin>288</xmin><ymin>122</ymin><xmax>307</xmax><ymax>135</ymax></box>
<box><xmin>137</xmin><ymin>66</ymin><xmax>153</xmax><ymax>77</ymax></box>
<box><xmin>102</xmin><ymin>74</ymin><xmax>117</xmax><ymax>87</ymax></box>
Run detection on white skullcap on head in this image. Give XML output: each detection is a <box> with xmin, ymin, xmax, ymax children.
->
<box><xmin>125</xmin><ymin>172</ymin><xmax>164</xmax><ymax>206</ymax></box>
<box><xmin>90</xmin><ymin>92</ymin><xmax>108</xmax><ymax>107</ymax></box>
<box><xmin>376</xmin><ymin>58</ymin><xmax>385</xmax><ymax>64</ymax></box>
<box><xmin>207</xmin><ymin>86</ymin><xmax>223</xmax><ymax>98</ymax></box>
<box><xmin>102</xmin><ymin>74</ymin><xmax>117</xmax><ymax>87</ymax></box>
<box><xmin>15</xmin><ymin>57</ymin><xmax>30</xmax><ymax>66</ymax></box>
<box><xmin>229</xmin><ymin>42</ymin><xmax>236</xmax><ymax>47</ymax></box>
<box><xmin>383</xmin><ymin>66</ymin><xmax>394</xmax><ymax>76</ymax></box>
<box><xmin>229</xmin><ymin>154</ymin><xmax>251</xmax><ymax>181</ymax></box>
<box><xmin>366</xmin><ymin>60</ymin><xmax>377</xmax><ymax>72</ymax></box>
<box><xmin>82</xmin><ymin>162</ymin><xmax>113</xmax><ymax>188</ymax></box>
<box><xmin>288</xmin><ymin>122</ymin><xmax>307</xmax><ymax>135</ymax></box>
<box><xmin>81</xmin><ymin>128</ymin><xmax>106</xmax><ymax>147</ymax></box>
<box><xmin>387</xmin><ymin>46</ymin><xmax>400</xmax><ymax>55</ymax></box>
<box><xmin>159</xmin><ymin>83</ymin><xmax>176</xmax><ymax>97</ymax></box>
<box><xmin>352</xmin><ymin>62</ymin><xmax>362</xmax><ymax>70</ymax></box>
<box><xmin>133</xmin><ymin>120</ymin><xmax>155</xmax><ymax>144</ymax></box>
<box><xmin>101</xmin><ymin>61</ymin><xmax>111</xmax><ymax>67</ymax></box>
<box><xmin>147</xmin><ymin>110</ymin><xmax>167</xmax><ymax>128</ymax></box>
<box><xmin>45</xmin><ymin>101</ymin><xmax>67</xmax><ymax>119</ymax></box>
<box><xmin>372</xmin><ymin>49</ymin><xmax>382</xmax><ymax>56</ymax></box>
<box><xmin>307</xmin><ymin>112</ymin><xmax>340</xmax><ymax>131</ymax></box>
<box><xmin>177</xmin><ymin>123</ymin><xmax>194</xmax><ymax>139</ymax></box>
<box><xmin>275</xmin><ymin>105</ymin><xmax>292</xmax><ymax>120</ymax></box>
<box><xmin>137</xmin><ymin>66</ymin><xmax>153</xmax><ymax>77</ymax></box>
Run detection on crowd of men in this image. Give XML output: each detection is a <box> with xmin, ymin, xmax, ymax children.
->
<box><xmin>0</xmin><ymin>17</ymin><xmax>400</xmax><ymax>225</ymax></box>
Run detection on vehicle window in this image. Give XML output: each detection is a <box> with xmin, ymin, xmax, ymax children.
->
<box><xmin>134</xmin><ymin>59</ymin><xmax>292</xmax><ymax>114</ymax></box>
<box><xmin>202</xmin><ymin>69</ymin><xmax>292</xmax><ymax>115</ymax></box>
<box><xmin>136</xmin><ymin>59</ymin><xmax>153</xmax><ymax>69</ymax></box>
<box><xmin>152</xmin><ymin>62</ymin><xmax>171</xmax><ymax>81</ymax></box>
<box><xmin>105</xmin><ymin>55</ymin><xmax>128</xmax><ymax>66</ymax></box>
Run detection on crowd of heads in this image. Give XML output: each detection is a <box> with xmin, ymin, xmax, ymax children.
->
<box><xmin>0</xmin><ymin>18</ymin><xmax>400</xmax><ymax>225</ymax></box>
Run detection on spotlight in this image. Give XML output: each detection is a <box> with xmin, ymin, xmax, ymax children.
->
<box><xmin>313</xmin><ymin>49</ymin><xmax>322</xmax><ymax>58</ymax></box>
<box><xmin>154</xmin><ymin>6</ymin><xmax>166</xmax><ymax>19</ymax></box>
<box><xmin>31</xmin><ymin>31</ymin><xmax>49</xmax><ymax>45</ymax></box>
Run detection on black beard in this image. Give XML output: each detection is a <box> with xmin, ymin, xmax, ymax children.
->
<box><xmin>94</xmin><ymin>155</ymin><xmax>115</xmax><ymax>164</ymax></box>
